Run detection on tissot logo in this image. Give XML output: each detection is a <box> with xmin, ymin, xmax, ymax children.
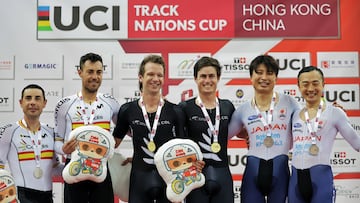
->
<box><xmin>37</xmin><ymin>1</ymin><xmax>127</xmax><ymax>39</ymax></box>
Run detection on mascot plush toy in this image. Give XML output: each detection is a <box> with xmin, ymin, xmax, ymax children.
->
<box><xmin>62</xmin><ymin>125</ymin><xmax>115</xmax><ymax>184</ymax></box>
<box><xmin>154</xmin><ymin>138</ymin><xmax>205</xmax><ymax>202</ymax></box>
<box><xmin>0</xmin><ymin>169</ymin><xmax>19</xmax><ymax>203</ymax></box>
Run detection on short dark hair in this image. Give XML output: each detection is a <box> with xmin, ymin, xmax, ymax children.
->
<box><xmin>21</xmin><ymin>84</ymin><xmax>46</xmax><ymax>100</ymax></box>
<box><xmin>249</xmin><ymin>55</ymin><xmax>279</xmax><ymax>77</ymax></box>
<box><xmin>79</xmin><ymin>53</ymin><xmax>103</xmax><ymax>70</ymax></box>
<box><xmin>193</xmin><ymin>56</ymin><xmax>222</xmax><ymax>78</ymax></box>
<box><xmin>138</xmin><ymin>55</ymin><xmax>165</xmax><ymax>91</ymax></box>
<box><xmin>297</xmin><ymin>66</ymin><xmax>324</xmax><ymax>85</ymax></box>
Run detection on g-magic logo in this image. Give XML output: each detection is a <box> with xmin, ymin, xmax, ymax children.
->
<box><xmin>37</xmin><ymin>1</ymin><xmax>127</xmax><ymax>39</ymax></box>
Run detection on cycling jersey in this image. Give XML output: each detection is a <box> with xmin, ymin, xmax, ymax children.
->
<box><xmin>54</xmin><ymin>92</ymin><xmax>119</xmax><ymax>155</ymax></box>
<box><xmin>113</xmin><ymin>99</ymin><xmax>186</xmax><ymax>203</ymax></box>
<box><xmin>0</xmin><ymin>120</ymin><xmax>56</xmax><ymax>192</ymax></box>
<box><xmin>179</xmin><ymin>97</ymin><xmax>235</xmax><ymax>203</ymax></box>
<box><xmin>228</xmin><ymin>93</ymin><xmax>300</xmax><ymax>203</ymax></box>
<box><xmin>289</xmin><ymin>104</ymin><xmax>360</xmax><ymax>203</ymax></box>
<box><xmin>54</xmin><ymin>92</ymin><xmax>120</xmax><ymax>203</ymax></box>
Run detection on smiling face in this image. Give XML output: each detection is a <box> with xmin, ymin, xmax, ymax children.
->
<box><xmin>195</xmin><ymin>66</ymin><xmax>219</xmax><ymax>96</ymax></box>
<box><xmin>139</xmin><ymin>62</ymin><xmax>164</xmax><ymax>95</ymax></box>
<box><xmin>19</xmin><ymin>88</ymin><xmax>47</xmax><ymax>120</ymax></box>
<box><xmin>298</xmin><ymin>69</ymin><xmax>324</xmax><ymax>105</ymax></box>
<box><xmin>78</xmin><ymin>60</ymin><xmax>103</xmax><ymax>94</ymax></box>
<box><xmin>250</xmin><ymin>64</ymin><xmax>277</xmax><ymax>94</ymax></box>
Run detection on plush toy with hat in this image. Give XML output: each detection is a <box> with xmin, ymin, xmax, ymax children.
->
<box><xmin>62</xmin><ymin>125</ymin><xmax>115</xmax><ymax>184</ymax></box>
<box><xmin>0</xmin><ymin>169</ymin><xmax>19</xmax><ymax>203</ymax></box>
<box><xmin>154</xmin><ymin>138</ymin><xmax>205</xmax><ymax>202</ymax></box>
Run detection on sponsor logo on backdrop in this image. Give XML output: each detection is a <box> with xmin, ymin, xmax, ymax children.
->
<box><xmin>123</xmin><ymin>90</ymin><xmax>141</xmax><ymax>103</ymax></box>
<box><xmin>229</xmin><ymin>88</ymin><xmax>248</xmax><ymax>108</ymax></box>
<box><xmin>0</xmin><ymin>97</ymin><xmax>10</xmax><ymax>105</ymax></box>
<box><xmin>222</xmin><ymin>57</ymin><xmax>250</xmax><ymax>72</ymax></box>
<box><xmin>121</xmin><ymin>62</ymin><xmax>139</xmax><ymax>71</ymax></box>
<box><xmin>44</xmin><ymin>88</ymin><xmax>63</xmax><ymax>112</ymax></box>
<box><xmin>176</xmin><ymin>55</ymin><xmax>200</xmax><ymax>77</ymax></box>
<box><xmin>181</xmin><ymin>89</ymin><xmax>194</xmax><ymax>102</ymax></box>
<box><xmin>269</xmin><ymin>52</ymin><xmax>311</xmax><ymax>78</ymax></box>
<box><xmin>0</xmin><ymin>57</ymin><xmax>15</xmax><ymax>79</ymax></box>
<box><xmin>0</xmin><ymin>60</ymin><xmax>12</xmax><ymax>70</ymax></box>
<box><xmin>37</xmin><ymin>1</ymin><xmax>127</xmax><ymax>39</ymax></box>
<box><xmin>283</xmin><ymin>89</ymin><xmax>296</xmax><ymax>96</ymax></box>
<box><xmin>335</xmin><ymin>183</ymin><xmax>360</xmax><ymax>200</ymax></box>
<box><xmin>277</xmin><ymin>58</ymin><xmax>307</xmax><ymax>71</ymax></box>
<box><xmin>320</xmin><ymin>58</ymin><xmax>356</xmax><ymax>69</ymax></box>
<box><xmin>20</xmin><ymin>56</ymin><xmax>63</xmax><ymax>79</ymax></box>
<box><xmin>283</xmin><ymin>88</ymin><xmax>305</xmax><ymax>103</ymax></box>
<box><xmin>317</xmin><ymin>52</ymin><xmax>359</xmax><ymax>77</ymax></box>
<box><xmin>330</xmin><ymin>151</ymin><xmax>357</xmax><ymax>167</ymax></box>
<box><xmin>216</xmin><ymin>53</ymin><xmax>258</xmax><ymax>79</ymax></box>
<box><xmin>0</xmin><ymin>88</ymin><xmax>14</xmax><ymax>112</ymax></box>
<box><xmin>24</xmin><ymin>63</ymin><xmax>57</xmax><ymax>69</ymax></box>
<box><xmin>169</xmin><ymin>53</ymin><xmax>209</xmax><ymax>79</ymax></box>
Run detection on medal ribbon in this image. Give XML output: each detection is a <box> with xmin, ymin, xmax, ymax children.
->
<box><xmin>140</xmin><ymin>97</ymin><xmax>164</xmax><ymax>143</ymax></box>
<box><xmin>196</xmin><ymin>97</ymin><xmax>220</xmax><ymax>143</ymax></box>
<box><xmin>253</xmin><ymin>92</ymin><xmax>276</xmax><ymax>138</ymax></box>
<box><xmin>78</xmin><ymin>92</ymin><xmax>98</xmax><ymax>125</ymax></box>
<box><xmin>22</xmin><ymin>119</ymin><xmax>42</xmax><ymax>168</ymax></box>
<box><xmin>304</xmin><ymin>100</ymin><xmax>323</xmax><ymax>144</ymax></box>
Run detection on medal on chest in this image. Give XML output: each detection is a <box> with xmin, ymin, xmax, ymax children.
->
<box><xmin>304</xmin><ymin>100</ymin><xmax>323</xmax><ymax>156</ymax></box>
<box><xmin>253</xmin><ymin>92</ymin><xmax>276</xmax><ymax>148</ymax></box>
<box><xmin>197</xmin><ymin>97</ymin><xmax>221</xmax><ymax>153</ymax></box>
<box><xmin>140</xmin><ymin>97</ymin><xmax>164</xmax><ymax>153</ymax></box>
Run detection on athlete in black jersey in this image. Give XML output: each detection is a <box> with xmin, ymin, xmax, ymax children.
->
<box><xmin>179</xmin><ymin>56</ymin><xmax>235</xmax><ymax>203</ymax></box>
<box><xmin>113</xmin><ymin>55</ymin><xmax>197</xmax><ymax>203</ymax></box>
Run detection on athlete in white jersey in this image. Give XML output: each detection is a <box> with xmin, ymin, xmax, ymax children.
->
<box><xmin>0</xmin><ymin>84</ymin><xmax>58</xmax><ymax>203</ymax></box>
<box><xmin>228</xmin><ymin>55</ymin><xmax>300</xmax><ymax>203</ymax></box>
<box><xmin>54</xmin><ymin>53</ymin><xmax>120</xmax><ymax>203</ymax></box>
<box><xmin>289</xmin><ymin>66</ymin><xmax>360</xmax><ymax>203</ymax></box>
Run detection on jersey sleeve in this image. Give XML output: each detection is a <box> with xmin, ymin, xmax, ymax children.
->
<box><xmin>0</xmin><ymin>124</ymin><xmax>13</xmax><ymax>168</ymax></box>
<box><xmin>228</xmin><ymin>105</ymin><xmax>244</xmax><ymax>139</ymax></box>
<box><xmin>53</xmin><ymin>97</ymin><xmax>72</xmax><ymax>155</ymax></box>
<box><xmin>334</xmin><ymin>107</ymin><xmax>360</xmax><ymax>151</ymax></box>
<box><xmin>102</xmin><ymin>93</ymin><xmax>121</xmax><ymax>124</ymax></box>
<box><xmin>113</xmin><ymin>102</ymin><xmax>131</xmax><ymax>139</ymax></box>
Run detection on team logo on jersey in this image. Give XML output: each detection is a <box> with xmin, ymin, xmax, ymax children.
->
<box><xmin>278</xmin><ymin>108</ymin><xmax>287</xmax><ymax>120</ymax></box>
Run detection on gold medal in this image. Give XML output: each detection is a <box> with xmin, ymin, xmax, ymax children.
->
<box><xmin>211</xmin><ymin>142</ymin><xmax>221</xmax><ymax>153</ymax></box>
<box><xmin>309</xmin><ymin>144</ymin><xmax>319</xmax><ymax>156</ymax></box>
<box><xmin>263</xmin><ymin>136</ymin><xmax>274</xmax><ymax>148</ymax></box>
<box><xmin>147</xmin><ymin>141</ymin><xmax>156</xmax><ymax>152</ymax></box>
<box><xmin>33</xmin><ymin>167</ymin><xmax>43</xmax><ymax>179</ymax></box>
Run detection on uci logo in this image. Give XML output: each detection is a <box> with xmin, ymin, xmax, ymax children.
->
<box><xmin>50</xmin><ymin>5</ymin><xmax>120</xmax><ymax>31</ymax></box>
<box><xmin>276</xmin><ymin>58</ymin><xmax>307</xmax><ymax>70</ymax></box>
<box><xmin>325</xmin><ymin>90</ymin><xmax>356</xmax><ymax>102</ymax></box>
<box><xmin>37</xmin><ymin>1</ymin><xmax>126</xmax><ymax>39</ymax></box>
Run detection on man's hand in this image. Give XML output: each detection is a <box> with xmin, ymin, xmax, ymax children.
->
<box><xmin>62</xmin><ymin>137</ymin><xmax>77</xmax><ymax>154</ymax></box>
<box><xmin>121</xmin><ymin>157</ymin><xmax>133</xmax><ymax>166</ymax></box>
<box><xmin>193</xmin><ymin>160</ymin><xmax>205</xmax><ymax>173</ymax></box>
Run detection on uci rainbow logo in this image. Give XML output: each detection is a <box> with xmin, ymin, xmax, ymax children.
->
<box><xmin>38</xmin><ymin>6</ymin><xmax>52</xmax><ymax>31</ymax></box>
